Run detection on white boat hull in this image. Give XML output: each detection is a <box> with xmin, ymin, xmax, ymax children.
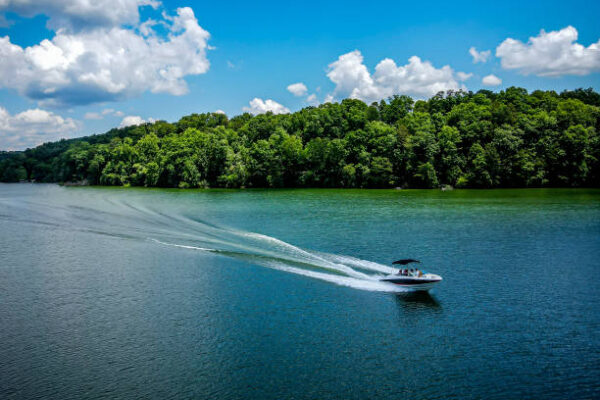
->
<box><xmin>380</xmin><ymin>273</ymin><xmax>442</xmax><ymax>292</ymax></box>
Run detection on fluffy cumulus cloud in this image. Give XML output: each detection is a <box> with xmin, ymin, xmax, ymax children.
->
<box><xmin>287</xmin><ymin>82</ymin><xmax>308</xmax><ymax>97</ymax></box>
<box><xmin>469</xmin><ymin>47</ymin><xmax>491</xmax><ymax>63</ymax></box>
<box><xmin>496</xmin><ymin>26</ymin><xmax>600</xmax><ymax>77</ymax></box>
<box><xmin>326</xmin><ymin>50</ymin><xmax>465</xmax><ymax>103</ymax></box>
<box><xmin>0</xmin><ymin>0</ymin><xmax>160</xmax><ymax>32</ymax></box>
<box><xmin>119</xmin><ymin>115</ymin><xmax>155</xmax><ymax>127</ymax></box>
<box><xmin>0</xmin><ymin>4</ymin><xmax>211</xmax><ymax>106</ymax></box>
<box><xmin>0</xmin><ymin>106</ymin><xmax>79</xmax><ymax>150</ymax></box>
<box><xmin>482</xmin><ymin>74</ymin><xmax>502</xmax><ymax>86</ymax></box>
<box><xmin>243</xmin><ymin>98</ymin><xmax>290</xmax><ymax>115</ymax></box>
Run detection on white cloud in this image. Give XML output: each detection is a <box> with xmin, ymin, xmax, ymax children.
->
<box><xmin>139</xmin><ymin>18</ymin><xmax>163</xmax><ymax>37</ymax></box>
<box><xmin>469</xmin><ymin>47</ymin><xmax>491</xmax><ymax>63</ymax></box>
<box><xmin>0</xmin><ymin>0</ymin><xmax>160</xmax><ymax>32</ymax></box>
<box><xmin>138</xmin><ymin>0</ymin><xmax>161</xmax><ymax>8</ymax></box>
<box><xmin>119</xmin><ymin>115</ymin><xmax>153</xmax><ymax>127</ymax></box>
<box><xmin>84</xmin><ymin>108</ymin><xmax>123</xmax><ymax>119</ymax></box>
<box><xmin>306</xmin><ymin>93</ymin><xmax>319</xmax><ymax>106</ymax></box>
<box><xmin>287</xmin><ymin>82</ymin><xmax>308</xmax><ymax>97</ymax></box>
<box><xmin>482</xmin><ymin>74</ymin><xmax>502</xmax><ymax>86</ymax></box>
<box><xmin>0</xmin><ymin>6</ymin><xmax>211</xmax><ymax>106</ymax></box>
<box><xmin>102</xmin><ymin>108</ymin><xmax>123</xmax><ymax>117</ymax></box>
<box><xmin>0</xmin><ymin>106</ymin><xmax>79</xmax><ymax>150</ymax></box>
<box><xmin>326</xmin><ymin>50</ymin><xmax>464</xmax><ymax>103</ymax></box>
<box><xmin>456</xmin><ymin>71</ymin><xmax>473</xmax><ymax>81</ymax></box>
<box><xmin>326</xmin><ymin>51</ymin><xmax>377</xmax><ymax>102</ymax></box>
<box><xmin>214</xmin><ymin>109</ymin><xmax>225</xmax><ymax>114</ymax></box>
<box><xmin>243</xmin><ymin>98</ymin><xmax>290</xmax><ymax>115</ymax></box>
<box><xmin>496</xmin><ymin>26</ymin><xmax>600</xmax><ymax>77</ymax></box>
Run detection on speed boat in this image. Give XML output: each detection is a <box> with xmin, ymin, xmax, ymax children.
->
<box><xmin>380</xmin><ymin>259</ymin><xmax>442</xmax><ymax>292</ymax></box>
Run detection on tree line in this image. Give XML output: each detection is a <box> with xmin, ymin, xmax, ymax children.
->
<box><xmin>1</xmin><ymin>87</ymin><xmax>599</xmax><ymax>188</ymax></box>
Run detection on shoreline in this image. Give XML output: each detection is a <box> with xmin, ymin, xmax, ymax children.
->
<box><xmin>3</xmin><ymin>181</ymin><xmax>600</xmax><ymax>192</ymax></box>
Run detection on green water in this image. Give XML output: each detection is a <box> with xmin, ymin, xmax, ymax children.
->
<box><xmin>1</xmin><ymin>184</ymin><xmax>599</xmax><ymax>399</ymax></box>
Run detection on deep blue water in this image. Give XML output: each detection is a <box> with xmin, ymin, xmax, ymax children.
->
<box><xmin>0</xmin><ymin>184</ymin><xmax>599</xmax><ymax>399</ymax></box>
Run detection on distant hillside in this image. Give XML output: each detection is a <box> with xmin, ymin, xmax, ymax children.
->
<box><xmin>1</xmin><ymin>87</ymin><xmax>599</xmax><ymax>188</ymax></box>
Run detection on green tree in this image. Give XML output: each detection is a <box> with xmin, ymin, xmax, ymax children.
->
<box><xmin>436</xmin><ymin>125</ymin><xmax>464</xmax><ymax>185</ymax></box>
<box><xmin>2</xmin><ymin>86</ymin><xmax>599</xmax><ymax>190</ymax></box>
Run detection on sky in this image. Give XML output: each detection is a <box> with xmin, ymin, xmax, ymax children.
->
<box><xmin>0</xmin><ymin>0</ymin><xmax>599</xmax><ymax>150</ymax></box>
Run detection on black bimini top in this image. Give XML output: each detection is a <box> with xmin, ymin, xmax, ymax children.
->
<box><xmin>392</xmin><ymin>259</ymin><xmax>421</xmax><ymax>265</ymax></box>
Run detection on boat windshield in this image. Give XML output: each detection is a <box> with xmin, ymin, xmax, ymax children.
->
<box><xmin>398</xmin><ymin>269</ymin><xmax>424</xmax><ymax>277</ymax></box>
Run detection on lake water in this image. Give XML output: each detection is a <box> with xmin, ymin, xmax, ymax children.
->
<box><xmin>1</xmin><ymin>184</ymin><xmax>599</xmax><ymax>399</ymax></box>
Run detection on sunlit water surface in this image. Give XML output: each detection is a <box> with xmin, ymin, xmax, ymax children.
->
<box><xmin>1</xmin><ymin>184</ymin><xmax>599</xmax><ymax>399</ymax></box>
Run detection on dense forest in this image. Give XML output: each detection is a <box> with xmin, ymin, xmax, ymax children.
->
<box><xmin>1</xmin><ymin>87</ymin><xmax>600</xmax><ymax>189</ymax></box>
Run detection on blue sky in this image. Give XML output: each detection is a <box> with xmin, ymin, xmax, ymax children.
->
<box><xmin>0</xmin><ymin>0</ymin><xmax>599</xmax><ymax>150</ymax></box>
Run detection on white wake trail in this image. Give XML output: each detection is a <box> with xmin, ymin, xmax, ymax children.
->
<box><xmin>148</xmin><ymin>229</ymin><xmax>407</xmax><ymax>293</ymax></box>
